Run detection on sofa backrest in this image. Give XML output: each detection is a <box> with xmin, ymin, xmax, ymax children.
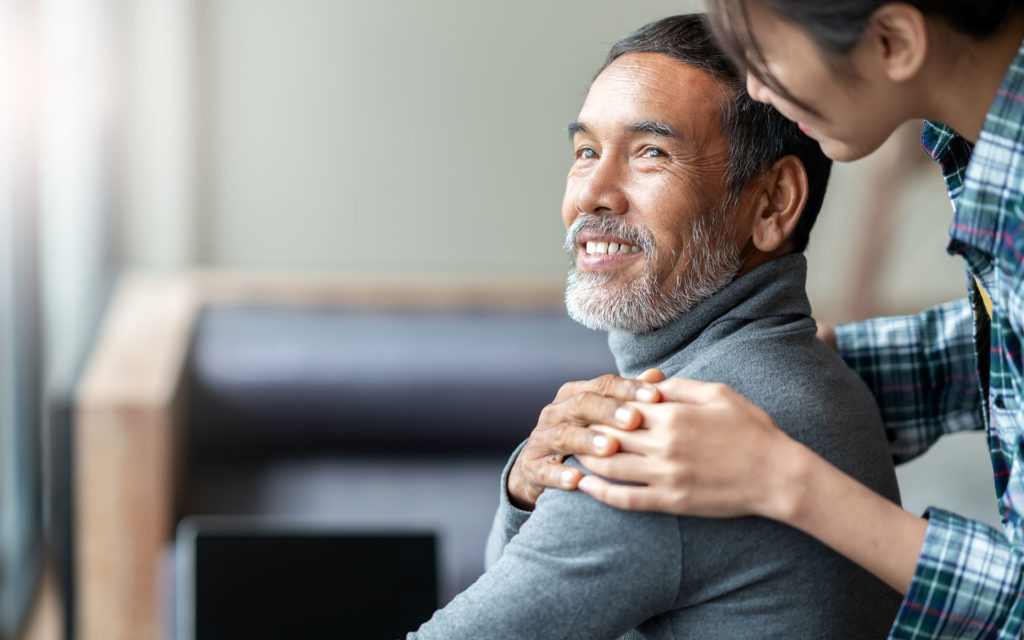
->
<box><xmin>187</xmin><ymin>303</ymin><xmax>618</xmax><ymax>459</ymax></box>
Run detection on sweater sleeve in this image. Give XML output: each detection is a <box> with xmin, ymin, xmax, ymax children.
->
<box><xmin>483</xmin><ymin>440</ymin><xmax>532</xmax><ymax>570</ymax></box>
<box><xmin>409</xmin><ymin>463</ymin><xmax>682</xmax><ymax>640</ymax></box>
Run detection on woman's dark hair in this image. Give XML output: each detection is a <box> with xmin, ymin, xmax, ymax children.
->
<box><xmin>600</xmin><ymin>14</ymin><xmax>831</xmax><ymax>253</ymax></box>
<box><xmin>707</xmin><ymin>0</ymin><xmax>1024</xmax><ymax>108</ymax></box>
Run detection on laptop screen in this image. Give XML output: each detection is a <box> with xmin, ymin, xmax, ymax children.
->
<box><xmin>176</xmin><ymin>518</ymin><xmax>438</xmax><ymax>640</ymax></box>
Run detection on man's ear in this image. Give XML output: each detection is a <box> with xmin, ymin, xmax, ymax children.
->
<box><xmin>749</xmin><ymin>154</ymin><xmax>807</xmax><ymax>253</ymax></box>
<box><xmin>864</xmin><ymin>3</ymin><xmax>928</xmax><ymax>83</ymax></box>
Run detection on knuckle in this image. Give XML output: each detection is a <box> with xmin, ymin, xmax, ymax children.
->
<box><xmin>570</xmin><ymin>392</ymin><xmax>599</xmax><ymax>418</ymax></box>
<box><xmin>709</xmin><ymin>382</ymin><xmax>731</xmax><ymax>398</ymax></box>
<box><xmin>551</xmin><ymin>427</ymin><xmax>571</xmax><ymax>451</ymax></box>
<box><xmin>537</xmin><ymin>404</ymin><xmax>559</xmax><ymax>427</ymax></box>
<box><xmin>519</xmin><ymin>463</ymin><xmax>539</xmax><ymax>486</ymax></box>
<box><xmin>663</xmin><ymin>404</ymin><xmax>686</xmax><ymax>424</ymax></box>
<box><xmin>594</xmin><ymin>374</ymin><xmax>619</xmax><ymax>394</ymax></box>
<box><xmin>672</xmin><ymin>488</ymin><xmax>690</xmax><ymax>509</ymax></box>
<box><xmin>556</xmin><ymin>380</ymin><xmax>581</xmax><ymax>400</ymax></box>
<box><xmin>620</xmin><ymin>492</ymin><xmax>639</xmax><ymax>510</ymax></box>
<box><xmin>568</xmin><ymin>393</ymin><xmax>587</xmax><ymax>413</ymax></box>
<box><xmin>521</xmin><ymin>449</ymin><xmax>541</xmax><ymax>468</ymax></box>
<box><xmin>668</xmin><ymin>463</ymin><xmax>690</xmax><ymax>486</ymax></box>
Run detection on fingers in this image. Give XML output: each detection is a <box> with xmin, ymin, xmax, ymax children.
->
<box><xmin>551</xmin><ymin>391</ymin><xmax>643</xmax><ymax>433</ymax></box>
<box><xmin>555</xmin><ymin>373</ymin><xmax>660</xmax><ymax>403</ymax></box>
<box><xmin>577</xmin><ymin>476</ymin><xmax>664</xmax><ymax>512</ymax></box>
<box><xmin>575</xmin><ymin>385</ymin><xmax>793</xmax><ymax>519</ymax></box>
<box><xmin>576</xmin><ymin>452</ymin><xmax>653</xmax><ymax>485</ymax></box>
<box><xmin>589</xmin><ymin>422</ymin><xmax>664</xmax><ymax>456</ymax></box>
<box><xmin>655</xmin><ymin>378</ymin><xmax>736</xmax><ymax>404</ymax></box>
<box><xmin>508</xmin><ymin>456</ymin><xmax>585</xmax><ymax>511</ymax></box>
<box><xmin>546</xmin><ymin>423</ymin><xmax>618</xmax><ymax>457</ymax></box>
<box><xmin>516</xmin><ymin>371</ymin><xmax>672</xmax><ymax>509</ymax></box>
<box><xmin>537</xmin><ymin>460</ymin><xmax>584</xmax><ymax>490</ymax></box>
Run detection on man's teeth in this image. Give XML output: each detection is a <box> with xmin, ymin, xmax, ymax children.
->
<box><xmin>585</xmin><ymin>241</ymin><xmax>640</xmax><ymax>256</ymax></box>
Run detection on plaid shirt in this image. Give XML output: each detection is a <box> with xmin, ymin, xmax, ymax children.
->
<box><xmin>835</xmin><ymin>39</ymin><xmax>1024</xmax><ymax>639</ymax></box>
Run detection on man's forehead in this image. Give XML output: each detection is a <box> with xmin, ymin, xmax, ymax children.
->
<box><xmin>577</xmin><ymin>52</ymin><xmax>725</xmax><ymax>134</ymax></box>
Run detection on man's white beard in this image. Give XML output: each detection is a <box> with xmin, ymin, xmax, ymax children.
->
<box><xmin>564</xmin><ymin>209</ymin><xmax>742</xmax><ymax>334</ymax></box>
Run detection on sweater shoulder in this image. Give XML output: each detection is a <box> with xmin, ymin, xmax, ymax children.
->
<box><xmin>668</xmin><ymin>322</ymin><xmax>897</xmax><ymax>498</ymax></box>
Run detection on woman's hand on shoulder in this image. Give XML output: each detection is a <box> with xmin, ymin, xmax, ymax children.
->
<box><xmin>576</xmin><ymin>378</ymin><xmax>806</xmax><ymax>521</ymax></box>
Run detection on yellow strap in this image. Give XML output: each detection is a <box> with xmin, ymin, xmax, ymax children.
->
<box><xmin>974</xmin><ymin>275</ymin><xmax>993</xmax><ymax>318</ymax></box>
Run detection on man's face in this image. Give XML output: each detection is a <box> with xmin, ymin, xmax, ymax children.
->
<box><xmin>563</xmin><ymin>52</ymin><xmax>742</xmax><ymax>334</ymax></box>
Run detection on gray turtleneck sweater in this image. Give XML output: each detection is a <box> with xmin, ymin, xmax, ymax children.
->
<box><xmin>409</xmin><ymin>254</ymin><xmax>903</xmax><ymax>639</ymax></box>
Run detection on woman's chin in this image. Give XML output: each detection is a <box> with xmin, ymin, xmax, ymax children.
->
<box><xmin>817</xmin><ymin>136</ymin><xmax>878</xmax><ymax>163</ymax></box>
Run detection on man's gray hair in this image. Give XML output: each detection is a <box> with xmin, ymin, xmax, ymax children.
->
<box><xmin>598</xmin><ymin>14</ymin><xmax>832</xmax><ymax>252</ymax></box>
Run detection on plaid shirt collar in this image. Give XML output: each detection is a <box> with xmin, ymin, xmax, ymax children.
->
<box><xmin>922</xmin><ymin>36</ymin><xmax>1024</xmax><ymax>270</ymax></box>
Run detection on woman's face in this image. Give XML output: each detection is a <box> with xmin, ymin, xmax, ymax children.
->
<box><xmin>740</xmin><ymin>0</ymin><xmax>910</xmax><ymax>161</ymax></box>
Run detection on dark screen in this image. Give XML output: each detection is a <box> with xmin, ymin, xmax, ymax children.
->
<box><xmin>191</xmin><ymin>531</ymin><xmax>437</xmax><ymax>639</ymax></box>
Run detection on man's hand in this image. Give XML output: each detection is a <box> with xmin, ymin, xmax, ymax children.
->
<box><xmin>576</xmin><ymin>378</ymin><xmax>803</xmax><ymax>520</ymax></box>
<box><xmin>507</xmin><ymin>369</ymin><xmax>664</xmax><ymax>511</ymax></box>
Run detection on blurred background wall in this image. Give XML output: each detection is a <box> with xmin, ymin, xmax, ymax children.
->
<box><xmin>4</xmin><ymin>0</ymin><xmax>996</xmax><ymax>637</ymax></box>
<box><xmin>123</xmin><ymin>0</ymin><xmax>970</xmax><ymax>308</ymax></box>
<box><xmin>123</xmin><ymin>0</ymin><xmax>981</xmax><ymax>526</ymax></box>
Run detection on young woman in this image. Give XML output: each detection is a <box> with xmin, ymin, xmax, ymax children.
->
<box><xmin>511</xmin><ymin>2</ymin><xmax>1024</xmax><ymax>637</ymax></box>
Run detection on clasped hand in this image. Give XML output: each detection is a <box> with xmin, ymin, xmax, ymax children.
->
<box><xmin>508</xmin><ymin>370</ymin><xmax>798</xmax><ymax>521</ymax></box>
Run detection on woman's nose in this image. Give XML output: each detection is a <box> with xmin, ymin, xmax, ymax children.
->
<box><xmin>746</xmin><ymin>71</ymin><xmax>772</xmax><ymax>106</ymax></box>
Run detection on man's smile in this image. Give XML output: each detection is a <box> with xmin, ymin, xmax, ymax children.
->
<box><xmin>573</xmin><ymin>229</ymin><xmax>644</xmax><ymax>270</ymax></box>
<box><xmin>584</xmin><ymin>240</ymin><xmax>641</xmax><ymax>256</ymax></box>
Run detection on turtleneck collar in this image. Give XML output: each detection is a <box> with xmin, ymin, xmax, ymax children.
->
<box><xmin>608</xmin><ymin>253</ymin><xmax>812</xmax><ymax>378</ymax></box>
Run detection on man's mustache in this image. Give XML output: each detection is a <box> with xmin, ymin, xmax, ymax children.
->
<box><xmin>563</xmin><ymin>215</ymin><xmax>655</xmax><ymax>257</ymax></box>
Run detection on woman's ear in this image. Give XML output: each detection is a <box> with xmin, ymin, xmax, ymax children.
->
<box><xmin>750</xmin><ymin>154</ymin><xmax>807</xmax><ymax>253</ymax></box>
<box><xmin>865</xmin><ymin>3</ymin><xmax>928</xmax><ymax>83</ymax></box>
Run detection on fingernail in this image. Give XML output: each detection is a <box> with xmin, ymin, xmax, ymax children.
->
<box><xmin>593</xmin><ymin>434</ymin><xmax>611</xmax><ymax>453</ymax></box>
<box><xmin>614</xmin><ymin>407</ymin><xmax>633</xmax><ymax>425</ymax></box>
<box><xmin>561</xmin><ymin>469</ymin><xmax>576</xmax><ymax>485</ymax></box>
<box><xmin>578</xmin><ymin>476</ymin><xmax>595</xmax><ymax>494</ymax></box>
<box><xmin>636</xmin><ymin>387</ymin><xmax>657</xmax><ymax>402</ymax></box>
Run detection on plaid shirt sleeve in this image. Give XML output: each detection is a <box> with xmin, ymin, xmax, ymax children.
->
<box><xmin>835</xmin><ymin>298</ymin><xmax>984</xmax><ymax>464</ymax></box>
<box><xmin>890</xmin><ymin>508</ymin><xmax>1024</xmax><ymax>638</ymax></box>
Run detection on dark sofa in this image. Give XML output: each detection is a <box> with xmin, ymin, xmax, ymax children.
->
<box><xmin>71</xmin><ymin>273</ymin><xmax>617</xmax><ymax>639</ymax></box>
<box><xmin>183</xmin><ymin>303</ymin><xmax>617</xmax><ymax>601</ymax></box>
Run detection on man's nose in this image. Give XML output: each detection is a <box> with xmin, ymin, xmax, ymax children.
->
<box><xmin>746</xmin><ymin>71</ymin><xmax>772</xmax><ymax>105</ymax></box>
<box><xmin>575</xmin><ymin>158</ymin><xmax>628</xmax><ymax>216</ymax></box>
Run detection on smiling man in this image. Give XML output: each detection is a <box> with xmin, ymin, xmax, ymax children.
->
<box><xmin>408</xmin><ymin>14</ymin><xmax>902</xmax><ymax>639</ymax></box>
<box><xmin>561</xmin><ymin>64</ymin><xmax>742</xmax><ymax>337</ymax></box>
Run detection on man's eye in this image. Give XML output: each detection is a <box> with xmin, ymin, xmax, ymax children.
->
<box><xmin>640</xmin><ymin>146</ymin><xmax>667</xmax><ymax>158</ymax></box>
<box><xmin>575</xmin><ymin>147</ymin><xmax>597</xmax><ymax>160</ymax></box>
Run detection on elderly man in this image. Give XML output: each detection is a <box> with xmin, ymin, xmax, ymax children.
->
<box><xmin>409</xmin><ymin>14</ymin><xmax>901</xmax><ymax>639</ymax></box>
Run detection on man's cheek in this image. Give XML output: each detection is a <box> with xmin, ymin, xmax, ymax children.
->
<box><xmin>662</xmin><ymin>164</ymin><xmax>723</xmax><ymax>208</ymax></box>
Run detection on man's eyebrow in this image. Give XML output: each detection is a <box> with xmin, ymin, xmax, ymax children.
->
<box><xmin>567</xmin><ymin>120</ymin><xmax>683</xmax><ymax>141</ymax></box>
<box><xmin>631</xmin><ymin>121</ymin><xmax>683</xmax><ymax>139</ymax></box>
